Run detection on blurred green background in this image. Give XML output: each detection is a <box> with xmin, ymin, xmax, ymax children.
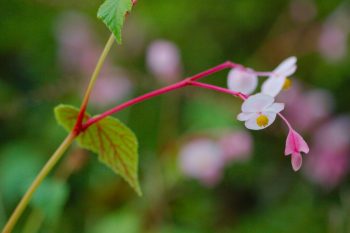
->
<box><xmin>1</xmin><ymin>0</ymin><xmax>350</xmax><ymax>232</ymax></box>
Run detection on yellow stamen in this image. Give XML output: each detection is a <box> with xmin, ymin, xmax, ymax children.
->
<box><xmin>283</xmin><ymin>78</ymin><xmax>292</xmax><ymax>90</ymax></box>
<box><xmin>256</xmin><ymin>115</ymin><xmax>269</xmax><ymax>127</ymax></box>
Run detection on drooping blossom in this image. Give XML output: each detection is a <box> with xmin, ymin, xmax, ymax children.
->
<box><xmin>227</xmin><ymin>68</ymin><xmax>258</xmax><ymax>95</ymax></box>
<box><xmin>237</xmin><ymin>93</ymin><xmax>284</xmax><ymax>130</ymax></box>
<box><xmin>218</xmin><ymin>131</ymin><xmax>253</xmax><ymax>162</ymax></box>
<box><xmin>146</xmin><ymin>40</ymin><xmax>182</xmax><ymax>84</ymax></box>
<box><xmin>284</xmin><ymin>128</ymin><xmax>310</xmax><ymax>171</ymax></box>
<box><xmin>178</xmin><ymin>138</ymin><xmax>225</xmax><ymax>186</ymax></box>
<box><xmin>261</xmin><ymin>57</ymin><xmax>297</xmax><ymax>97</ymax></box>
<box><xmin>304</xmin><ymin>117</ymin><xmax>350</xmax><ymax>189</ymax></box>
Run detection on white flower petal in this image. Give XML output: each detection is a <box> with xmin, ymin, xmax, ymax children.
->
<box><xmin>227</xmin><ymin>69</ymin><xmax>258</xmax><ymax>95</ymax></box>
<box><xmin>264</xmin><ymin>103</ymin><xmax>285</xmax><ymax>113</ymax></box>
<box><xmin>262</xmin><ymin>111</ymin><xmax>277</xmax><ymax>126</ymax></box>
<box><xmin>237</xmin><ymin>112</ymin><xmax>258</xmax><ymax>121</ymax></box>
<box><xmin>242</xmin><ymin>93</ymin><xmax>274</xmax><ymax>112</ymax></box>
<box><xmin>244</xmin><ymin>112</ymin><xmax>276</xmax><ymax>130</ymax></box>
<box><xmin>282</xmin><ymin>65</ymin><xmax>297</xmax><ymax>77</ymax></box>
<box><xmin>261</xmin><ymin>75</ymin><xmax>286</xmax><ymax>97</ymax></box>
<box><xmin>244</xmin><ymin>118</ymin><xmax>262</xmax><ymax>130</ymax></box>
<box><xmin>274</xmin><ymin>56</ymin><xmax>297</xmax><ymax>76</ymax></box>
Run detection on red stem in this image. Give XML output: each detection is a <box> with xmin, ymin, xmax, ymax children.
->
<box><xmin>187</xmin><ymin>81</ymin><xmax>247</xmax><ymax>99</ymax></box>
<box><xmin>81</xmin><ymin>61</ymin><xmax>239</xmax><ymax>130</ymax></box>
<box><xmin>79</xmin><ymin>60</ymin><xmax>293</xmax><ymax>135</ymax></box>
<box><xmin>82</xmin><ymin>80</ymin><xmax>188</xmax><ymax>130</ymax></box>
<box><xmin>278</xmin><ymin>113</ymin><xmax>293</xmax><ymax>130</ymax></box>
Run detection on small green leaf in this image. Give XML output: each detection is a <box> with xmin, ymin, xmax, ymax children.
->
<box><xmin>97</xmin><ymin>0</ymin><xmax>133</xmax><ymax>43</ymax></box>
<box><xmin>55</xmin><ymin>104</ymin><xmax>141</xmax><ymax>195</ymax></box>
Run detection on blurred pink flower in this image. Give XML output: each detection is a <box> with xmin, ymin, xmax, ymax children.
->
<box><xmin>146</xmin><ymin>40</ymin><xmax>182</xmax><ymax>84</ymax></box>
<box><xmin>56</xmin><ymin>12</ymin><xmax>134</xmax><ymax>108</ymax></box>
<box><xmin>305</xmin><ymin>149</ymin><xmax>349</xmax><ymax>190</ymax></box>
<box><xmin>218</xmin><ymin>131</ymin><xmax>253</xmax><ymax>163</ymax></box>
<box><xmin>289</xmin><ymin>0</ymin><xmax>317</xmax><ymax>23</ymax></box>
<box><xmin>55</xmin><ymin>12</ymin><xmax>99</xmax><ymax>74</ymax></box>
<box><xmin>89</xmin><ymin>68</ymin><xmax>133</xmax><ymax>108</ymax></box>
<box><xmin>179</xmin><ymin>138</ymin><xmax>224</xmax><ymax>187</ymax></box>
<box><xmin>312</xmin><ymin>116</ymin><xmax>350</xmax><ymax>152</ymax></box>
<box><xmin>318</xmin><ymin>24</ymin><xmax>347</xmax><ymax>62</ymax></box>
<box><xmin>318</xmin><ymin>4</ymin><xmax>350</xmax><ymax>62</ymax></box>
<box><xmin>305</xmin><ymin>117</ymin><xmax>350</xmax><ymax>189</ymax></box>
<box><xmin>278</xmin><ymin>82</ymin><xmax>334</xmax><ymax>132</ymax></box>
<box><xmin>284</xmin><ymin>129</ymin><xmax>310</xmax><ymax>171</ymax></box>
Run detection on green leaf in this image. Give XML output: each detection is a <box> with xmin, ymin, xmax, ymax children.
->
<box><xmin>54</xmin><ymin>104</ymin><xmax>141</xmax><ymax>195</ymax></box>
<box><xmin>97</xmin><ymin>0</ymin><xmax>133</xmax><ymax>43</ymax></box>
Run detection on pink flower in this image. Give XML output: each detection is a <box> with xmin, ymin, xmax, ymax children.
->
<box><xmin>89</xmin><ymin>68</ymin><xmax>133</xmax><ymax>108</ymax></box>
<box><xmin>304</xmin><ymin>117</ymin><xmax>350</xmax><ymax>189</ymax></box>
<box><xmin>237</xmin><ymin>93</ymin><xmax>285</xmax><ymax>130</ymax></box>
<box><xmin>218</xmin><ymin>131</ymin><xmax>253</xmax><ymax>163</ymax></box>
<box><xmin>278</xmin><ymin>82</ymin><xmax>334</xmax><ymax>132</ymax></box>
<box><xmin>289</xmin><ymin>0</ymin><xmax>317</xmax><ymax>23</ymax></box>
<box><xmin>178</xmin><ymin>138</ymin><xmax>225</xmax><ymax>187</ymax></box>
<box><xmin>305</xmin><ymin>148</ymin><xmax>349</xmax><ymax>190</ymax></box>
<box><xmin>227</xmin><ymin>68</ymin><xmax>258</xmax><ymax>95</ymax></box>
<box><xmin>318</xmin><ymin>24</ymin><xmax>347</xmax><ymax>62</ymax></box>
<box><xmin>261</xmin><ymin>57</ymin><xmax>297</xmax><ymax>97</ymax></box>
<box><xmin>146</xmin><ymin>40</ymin><xmax>182</xmax><ymax>84</ymax></box>
<box><xmin>284</xmin><ymin>129</ymin><xmax>310</xmax><ymax>171</ymax></box>
<box><xmin>55</xmin><ymin>12</ymin><xmax>98</xmax><ymax>74</ymax></box>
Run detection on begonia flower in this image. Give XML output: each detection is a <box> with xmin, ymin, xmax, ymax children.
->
<box><xmin>237</xmin><ymin>93</ymin><xmax>284</xmax><ymax>130</ymax></box>
<box><xmin>146</xmin><ymin>40</ymin><xmax>182</xmax><ymax>83</ymax></box>
<box><xmin>179</xmin><ymin>139</ymin><xmax>225</xmax><ymax>186</ymax></box>
<box><xmin>227</xmin><ymin>68</ymin><xmax>258</xmax><ymax>95</ymax></box>
<box><xmin>218</xmin><ymin>131</ymin><xmax>253</xmax><ymax>162</ymax></box>
<box><xmin>285</xmin><ymin>128</ymin><xmax>309</xmax><ymax>171</ymax></box>
<box><xmin>262</xmin><ymin>57</ymin><xmax>297</xmax><ymax>97</ymax></box>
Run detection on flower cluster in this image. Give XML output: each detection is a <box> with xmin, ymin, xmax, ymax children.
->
<box><xmin>228</xmin><ymin>57</ymin><xmax>309</xmax><ymax>171</ymax></box>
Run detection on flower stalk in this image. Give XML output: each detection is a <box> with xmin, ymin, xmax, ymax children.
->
<box><xmin>1</xmin><ymin>40</ymin><xmax>306</xmax><ymax>233</ymax></box>
<box><xmin>1</xmin><ymin>132</ymin><xmax>77</xmax><ymax>233</ymax></box>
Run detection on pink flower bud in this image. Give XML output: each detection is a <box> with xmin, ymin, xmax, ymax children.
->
<box><xmin>285</xmin><ymin>129</ymin><xmax>309</xmax><ymax>171</ymax></box>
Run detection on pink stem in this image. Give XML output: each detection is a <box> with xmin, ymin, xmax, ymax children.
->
<box><xmin>278</xmin><ymin>113</ymin><xmax>293</xmax><ymax>130</ymax></box>
<box><xmin>82</xmin><ymin>62</ymin><xmax>239</xmax><ymax>130</ymax></box>
<box><xmin>189</xmin><ymin>61</ymin><xmax>240</xmax><ymax>81</ymax></box>
<box><xmin>83</xmin><ymin>80</ymin><xmax>187</xmax><ymax>129</ymax></box>
<box><xmin>187</xmin><ymin>81</ymin><xmax>247</xmax><ymax>99</ymax></box>
<box><xmin>81</xmin><ymin>60</ymin><xmax>293</xmax><ymax>133</ymax></box>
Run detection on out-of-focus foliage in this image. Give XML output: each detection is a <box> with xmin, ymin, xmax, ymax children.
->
<box><xmin>1</xmin><ymin>0</ymin><xmax>350</xmax><ymax>232</ymax></box>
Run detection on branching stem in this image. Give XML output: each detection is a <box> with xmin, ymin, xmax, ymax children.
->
<box><xmin>1</xmin><ymin>34</ymin><xmax>292</xmax><ymax>233</ymax></box>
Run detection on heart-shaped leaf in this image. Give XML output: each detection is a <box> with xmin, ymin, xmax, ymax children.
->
<box><xmin>97</xmin><ymin>0</ymin><xmax>133</xmax><ymax>43</ymax></box>
<box><xmin>55</xmin><ymin>104</ymin><xmax>141</xmax><ymax>195</ymax></box>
